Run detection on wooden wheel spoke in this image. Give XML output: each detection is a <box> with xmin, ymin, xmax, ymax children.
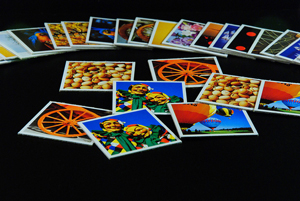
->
<box><xmin>187</xmin><ymin>74</ymin><xmax>208</xmax><ymax>83</ymax></box>
<box><xmin>65</xmin><ymin>125</ymin><xmax>71</xmax><ymax>135</ymax></box>
<box><xmin>57</xmin><ymin>111</ymin><xmax>68</xmax><ymax>121</ymax></box>
<box><xmin>44</xmin><ymin>123</ymin><xmax>64</xmax><ymax>129</ymax></box>
<box><xmin>72</xmin><ymin>111</ymin><xmax>87</xmax><ymax>121</ymax></box>
<box><xmin>189</xmin><ymin>75</ymin><xmax>207</xmax><ymax>83</ymax></box>
<box><xmin>186</xmin><ymin>62</ymin><xmax>191</xmax><ymax>71</ymax></box>
<box><xmin>53</xmin><ymin>125</ymin><xmax>67</xmax><ymax>134</ymax></box>
<box><xmin>193</xmin><ymin>75</ymin><xmax>209</xmax><ymax>80</ymax></box>
<box><xmin>165</xmin><ymin>66</ymin><xmax>183</xmax><ymax>72</ymax></box>
<box><xmin>162</xmin><ymin>73</ymin><xmax>182</xmax><ymax>77</ymax></box>
<box><xmin>190</xmin><ymin>64</ymin><xmax>203</xmax><ymax>71</ymax></box>
<box><xmin>46</xmin><ymin>115</ymin><xmax>65</xmax><ymax>122</ymax></box>
<box><xmin>42</xmin><ymin>121</ymin><xmax>64</xmax><ymax>124</ymax></box>
<box><xmin>188</xmin><ymin>75</ymin><xmax>203</xmax><ymax>83</ymax></box>
<box><xmin>184</xmin><ymin>75</ymin><xmax>188</xmax><ymax>83</ymax></box>
<box><xmin>192</xmin><ymin>68</ymin><xmax>211</xmax><ymax>73</ymax></box>
<box><xmin>69</xmin><ymin>110</ymin><xmax>74</xmax><ymax>120</ymax></box>
<box><xmin>174</xmin><ymin>63</ymin><xmax>186</xmax><ymax>71</ymax></box>
<box><xmin>193</xmin><ymin>73</ymin><xmax>211</xmax><ymax>76</ymax></box>
<box><xmin>172</xmin><ymin>74</ymin><xmax>185</xmax><ymax>81</ymax></box>
<box><xmin>72</xmin><ymin>125</ymin><xmax>83</xmax><ymax>135</ymax></box>
<box><xmin>162</xmin><ymin>71</ymin><xmax>181</xmax><ymax>74</ymax></box>
<box><xmin>161</xmin><ymin>71</ymin><xmax>182</xmax><ymax>75</ymax></box>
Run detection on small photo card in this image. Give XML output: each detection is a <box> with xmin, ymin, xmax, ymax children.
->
<box><xmin>61</xmin><ymin>21</ymin><xmax>116</xmax><ymax>49</ymax></box>
<box><xmin>78</xmin><ymin>108</ymin><xmax>181</xmax><ymax>159</ymax></box>
<box><xmin>191</xmin><ymin>21</ymin><xmax>224</xmax><ymax>50</ymax></box>
<box><xmin>60</xmin><ymin>61</ymin><xmax>135</xmax><ymax>92</ymax></box>
<box><xmin>113</xmin><ymin>81</ymin><xmax>187</xmax><ymax>115</ymax></box>
<box><xmin>168</xmin><ymin>102</ymin><xmax>258</xmax><ymax>137</ymax></box>
<box><xmin>0</xmin><ymin>31</ymin><xmax>45</xmax><ymax>59</ymax></box>
<box><xmin>114</xmin><ymin>18</ymin><xmax>143</xmax><ymax>48</ymax></box>
<box><xmin>275</xmin><ymin>37</ymin><xmax>300</xmax><ymax>64</ymax></box>
<box><xmin>86</xmin><ymin>17</ymin><xmax>116</xmax><ymax>45</ymax></box>
<box><xmin>7</xmin><ymin>27</ymin><xmax>66</xmax><ymax>55</ymax></box>
<box><xmin>162</xmin><ymin>19</ymin><xmax>205</xmax><ymax>49</ymax></box>
<box><xmin>260</xmin><ymin>29</ymin><xmax>300</xmax><ymax>59</ymax></box>
<box><xmin>161</xmin><ymin>19</ymin><xmax>227</xmax><ymax>57</ymax></box>
<box><xmin>254</xmin><ymin>80</ymin><xmax>300</xmax><ymax>116</ymax></box>
<box><xmin>127</xmin><ymin>17</ymin><xmax>157</xmax><ymax>46</ymax></box>
<box><xmin>148</xmin><ymin>56</ymin><xmax>223</xmax><ymax>88</ymax></box>
<box><xmin>208</xmin><ymin>23</ymin><xmax>240</xmax><ymax>52</ymax></box>
<box><xmin>0</xmin><ymin>43</ymin><xmax>17</xmax><ymax>60</ymax></box>
<box><xmin>18</xmin><ymin>101</ymin><xmax>112</xmax><ymax>145</ymax></box>
<box><xmin>148</xmin><ymin>19</ymin><xmax>192</xmax><ymax>52</ymax></box>
<box><xmin>44</xmin><ymin>23</ymin><xmax>71</xmax><ymax>49</ymax></box>
<box><xmin>195</xmin><ymin>73</ymin><xmax>263</xmax><ymax>111</ymax></box>
<box><xmin>247</xmin><ymin>29</ymin><xmax>283</xmax><ymax>60</ymax></box>
<box><xmin>223</xmin><ymin>24</ymin><xmax>263</xmax><ymax>59</ymax></box>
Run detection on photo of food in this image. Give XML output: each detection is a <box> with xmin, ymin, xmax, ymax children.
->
<box><xmin>196</xmin><ymin>73</ymin><xmax>262</xmax><ymax>110</ymax></box>
<box><xmin>45</xmin><ymin>23</ymin><xmax>70</xmax><ymax>48</ymax></box>
<box><xmin>60</xmin><ymin>61</ymin><xmax>135</xmax><ymax>91</ymax></box>
<box><xmin>62</xmin><ymin>22</ymin><xmax>97</xmax><ymax>46</ymax></box>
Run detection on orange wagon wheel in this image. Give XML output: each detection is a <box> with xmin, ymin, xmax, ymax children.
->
<box><xmin>157</xmin><ymin>61</ymin><xmax>217</xmax><ymax>85</ymax></box>
<box><xmin>37</xmin><ymin>109</ymin><xmax>99</xmax><ymax>137</ymax></box>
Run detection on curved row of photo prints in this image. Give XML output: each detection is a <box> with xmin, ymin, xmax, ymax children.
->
<box><xmin>1</xmin><ymin>16</ymin><xmax>300</xmax><ymax>65</ymax></box>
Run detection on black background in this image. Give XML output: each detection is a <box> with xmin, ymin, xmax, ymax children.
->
<box><xmin>2</xmin><ymin>0</ymin><xmax>300</xmax><ymax>200</ymax></box>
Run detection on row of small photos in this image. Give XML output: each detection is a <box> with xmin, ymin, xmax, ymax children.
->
<box><xmin>1</xmin><ymin>16</ymin><xmax>300</xmax><ymax>65</ymax></box>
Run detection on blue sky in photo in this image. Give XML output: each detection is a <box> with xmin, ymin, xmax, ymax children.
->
<box><xmin>188</xmin><ymin>105</ymin><xmax>252</xmax><ymax>131</ymax></box>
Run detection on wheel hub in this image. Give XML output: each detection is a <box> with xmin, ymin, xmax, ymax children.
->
<box><xmin>63</xmin><ymin>119</ymin><xmax>77</xmax><ymax>127</ymax></box>
<box><xmin>181</xmin><ymin>69</ymin><xmax>193</xmax><ymax>76</ymax></box>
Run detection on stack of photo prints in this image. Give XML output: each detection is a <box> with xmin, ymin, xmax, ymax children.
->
<box><xmin>8</xmin><ymin>16</ymin><xmax>300</xmax><ymax>159</ymax></box>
